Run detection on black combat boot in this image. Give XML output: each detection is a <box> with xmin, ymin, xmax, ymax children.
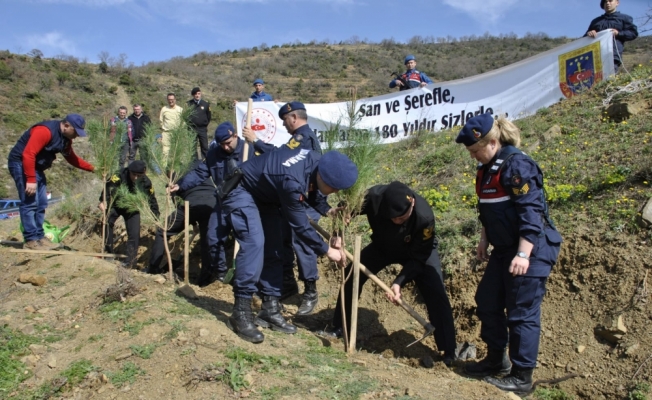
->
<box><xmin>255</xmin><ymin>296</ymin><xmax>297</xmax><ymax>334</ymax></box>
<box><xmin>227</xmin><ymin>297</ymin><xmax>264</xmax><ymax>343</ymax></box>
<box><xmin>464</xmin><ymin>348</ymin><xmax>511</xmax><ymax>377</ymax></box>
<box><xmin>296</xmin><ymin>280</ymin><xmax>318</xmax><ymax>315</ymax></box>
<box><xmin>484</xmin><ymin>367</ymin><xmax>533</xmax><ymax>392</ymax></box>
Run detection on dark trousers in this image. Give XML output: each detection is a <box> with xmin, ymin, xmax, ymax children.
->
<box><xmin>281</xmin><ymin>205</ymin><xmax>321</xmax><ymax>282</ymax></box>
<box><xmin>475</xmin><ymin>251</ymin><xmax>548</xmax><ymax>369</ymax></box>
<box><xmin>104</xmin><ymin>208</ymin><xmax>141</xmax><ymax>266</ymax></box>
<box><xmin>332</xmin><ymin>241</ymin><xmax>457</xmax><ymax>356</ymax></box>
<box><xmin>148</xmin><ymin>203</ymin><xmax>214</xmax><ymax>273</ymax></box>
<box><xmin>194</xmin><ymin>127</ymin><xmax>208</xmax><ymax>159</ymax></box>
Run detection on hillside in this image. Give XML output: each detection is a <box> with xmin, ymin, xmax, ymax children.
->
<box><xmin>0</xmin><ymin>37</ymin><xmax>651</xmax><ymax>400</ymax></box>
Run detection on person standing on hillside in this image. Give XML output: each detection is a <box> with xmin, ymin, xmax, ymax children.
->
<box><xmin>159</xmin><ymin>93</ymin><xmax>183</xmax><ymax>158</ymax></box>
<box><xmin>221</xmin><ymin>148</ymin><xmax>356</xmax><ymax>343</ymax></box>
<box><xmin>250</xmin><ymin>79</ymin><xmax>273</xmax><ymax>102</ymax></box>
<box><xmin>455</xmin><ymin>114</ymin><xmax>562</xmax><ymax>393</ymax></box>
<box><xmin>320</xmin><ymin>181</ymin><xmax>458</xmax><ymax>366</ymax></box>
<box><xmin>243</xmin><ymin>101</ymin><xmax>327</xmax><ymax>315</ymax></box>
<box><xmin>585</xmin><ymin>0</ymin><xmax>638</xmax><ymax>72</ymax></box>
<box><xmin>8</xmin><ymin>114</ymin><xmax>94</xmax><ymax>250</ymax></box>
<box><xmin>186</xmin><ymin>87</ymin><xmax>212</xmax><ymax>159</ymax></box>
<box><xmin>128</xmin><ymin>104</ymin><xmax>152</xmax><ymax>162</ymax></box>
<box><xmin>170</xmin><ymin>122</ymin><xmax>255</xmax><ymax>286</ymax></box>
<box><xmin>389</xmin><ymin>55</ymin><xmax>433</xmax><ymax>91</ymax></box>
<box><xmin>109</xmin><ymin>106</ymin><xmax>134</xmax><ymax>167</ymax></box>
<box><xmin>99</xmin><ymin>160</ymin><xmax>160</xmax><ymax>269</ymax></box>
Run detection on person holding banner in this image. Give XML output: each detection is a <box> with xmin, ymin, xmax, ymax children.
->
<box><xmin>243</xmin><ymin>101</ymin><xmax>327</xmax><ymax>315</ymax></box>
<box><xmin>250</xmin><ymin>79</ymin><xmax>273</xmax><ymax>102</ymax></box>
<box><xmin>389</xmin><ymin>55</ymin><xmax>433</xmax><ymax>91</ymax></box>
<box><xmin>220</xmin><ymin>147</ymin><xmax>356</xmax><ymax>343</ymax></box>
<box><xmin>585</xmin><ymin>0</ymin><xmax>638</xmax><ymax>72</ymax></box>
<box><xmin>455</xmin><ymin>114</ymin><xmax>562</xmax><ymax>393</ymax></box>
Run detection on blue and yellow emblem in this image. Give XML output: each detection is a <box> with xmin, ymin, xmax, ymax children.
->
<box><xmin>558</xmin><ymin>42</ymin><xmax>603</xmax><ymax>98</ymax></box>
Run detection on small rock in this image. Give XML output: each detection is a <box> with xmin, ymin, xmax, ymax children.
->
<box><xmin>0</xmin><ymin>315</ymin><xmax>12</xmax><ymax>322</ymax></box>
<box><xmin>29</xmin><ymin>344</ymin><xmax>47</xmax><ymax>355</ymax></box>
<box><xmin>20</xmin><ymin>355</ymin><xmax>39</xmax><ymax>367</ymax></box>
<box><xmin>24</xmin><ymin>305</ymin><xmax>36</xmax><ymax>313</ymax></box>
<box><xmin>14</xmin><ymin>282</ymin><xmax>35</xmax><ymax>290</ymax></box>
<box><xmin>506</xmin><ymin>393</ymin><xmax>522</xmax><ymax>400</ymax></box>
<box><xmin>47</xmin><ymin>356</ymin><xmax>57</xmax><ymax>369</ymax></box>
<box><xmin>21</xmin><ymin>324</ymin><xmax>36</xmax><ymax>335</ymax></box>
<box><xmin>577</xmin><ymin>345</ymin><xmax>586</xmax><ymax>353</ymax></box>
<box><xmin>641</xmin><ymin>198</ymin><xmax>652</xmax><ymax>227</ymax></box>
<box><xmin>555</xmin><ymin>362</ymin><xmax>564</xmax><ymax>368</ymax></box>
<box><xmin>421</xmin><ymin>355</ymin><xmax>435</xmax><ymax>368</ymax></box>
<box><xmin>97</xmin><ymin>387</ymin><xmax>107</xmax><ymax>394</ymax></box>
<box><xmin>309</xmin><ymin>388</ymin><xmax>319</xmax><ymax>394</ymax></box>
<box><xmin>74</xmin><ymin>325</ymin><xmax>80</xmax><ymax>329</ymax></box>
<box><xmin>199</xmin><ymin>328</ymin><xmax>209</xmax><ymax>337</ymax></box>
<box><xmin>115</xmin><ymin>352</ymin><xmax>132</xmax><ymax>361</ymax></box>
<box><xmin>280</xmin><ymin>359</ymin><xmax>290</xmax><ymax>367</ymax></box>
<box><xmin>625</xmin><ymin>342</ymin><xmax>640</xmax><ymax>356</ymax></box>
<box><xmin>243</xmin><ymin>373</ymin><xmax>254</xmax><ymax>386</ymax></box>
<box><xmin>101</xmin><ymin>374</ymin><xmax>109</xmax><ymax>383</ymax></box>
<box><xmin>405</xmin><ymin>388</ymin><xmax>415</xmax><ymax>397</ymax></box>
<box><xmin>455</xmin><ymin>342</ymin><xmax>476</xmax><ymax>360</ymax></box>
<box><xmin>352</xmin><ymin>360</ymin><xmax>366</xmax><ymax>367</ymax></box>
<box><xmin>18</xmin><ymin>273</ymin><xmax>47</xmax><ymax>286</ymax></box>
<box><xmin>154</xmin><ymin>276</ymin><xmax>166</xmax><ymax>284</ymax></box>
<box><xmin>177</xmin><ymin>285</ymin><xmax>198</xmax><ymax>300</ymax></box>
<box><xmin>37</xmin><ymin>308</ymin><xmax>50</xmax><ymax>315</ymax></box>
<box><xmin>541</xmin><ymin>125</ymin><xmax>562</xmax><ymax>143</ymax></box>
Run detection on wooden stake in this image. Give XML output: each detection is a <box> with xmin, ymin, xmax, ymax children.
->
<box><xmin>184</xmin><ymin>200</ymin><xmax>190</xmax><ymax>285</ymax></box>
<box><xmin>349</xmin><ymin>235</ymin><xmax>361</xmax><ymax>354</ymax></box>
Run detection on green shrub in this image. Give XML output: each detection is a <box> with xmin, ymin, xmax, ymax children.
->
<box><xmin>0</xmin><ymin>60</ymin><xmax>12</xmax><ymax>80</ymax></box>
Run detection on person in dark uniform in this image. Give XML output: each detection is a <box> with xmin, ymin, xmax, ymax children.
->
<box><xmin>389</xmin><ymin>54</ymin><xmax>433</xmax><ymax>91</ymax></box>
<box><xmin>243</xmin><ymin>101</ymin><xmax>328</xmax><ymax>315</ymax></box>
<box><xmin>147</xmin><ymin>159</ymin><xmax>216</xmax><ymax>277</ymax></box>
<box><xmin>585</xmin><ymin>0</ymin><xmax>638</xmax><ymax>72</ymax></box>
<box><xmin>321</xmin><ymin>181</ymin><xmax>457</xmax><ymax>366</ymax></box>
<box><xmin>455</xmin><ymin>114</ymin><xmax>562</xmax><ymax>393</ymax></box>
<box><xmin>99</xmin><ymin>160</ymin><xmax>160</xmax><ymax>268</ymax></box>
<box><xmin>128</xmin><ymin>104</ymin><xmax>152</xmax><ymax>162</ymax></box>
<box><xmin>221</xmin><ymin>147</ymin><xmax>357</xmax><ymax>343</ymax></box>
<box><xmin>178</xmin><ymin>122</ymin><xmax>255</xmax><ymax>286</ymax></box>
<box><xmin>187</xmin><ymin>87</ymin><xmax>212</xmax><ymax>159</ymax></box>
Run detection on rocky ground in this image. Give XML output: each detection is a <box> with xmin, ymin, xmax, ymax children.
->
<box><xmin>0</xmin><ymin>211</ymin><xmax>651</xmax><ymax>399</ymax></box>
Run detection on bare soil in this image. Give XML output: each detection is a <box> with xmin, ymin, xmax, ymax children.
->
<box><xmin>0</xmin><ymin>214</ymin><xmax>650</xmax><ymax>400</ymax></box>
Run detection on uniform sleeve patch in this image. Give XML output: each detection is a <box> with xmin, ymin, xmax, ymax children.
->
<box><xmin>512</xmin><ymin>183</ymin><xmax>530</xmax><ymax>195</ymax></box>
<box><xmin>110</xmin><ymin>175</ymin><xmax>120</xmax><ymax>183</ymax></box>
<box><xmin>287</xmin><ymin>139</ymin><xmax>300</xmax><ymax>149</ymax></box>
<box><xmin>423</xmin><ymin>226</ymin><xmax>434</xmax><ymax>240</ymax></box>
<box><xmin>150</xmin><ymin>187</ymin><xmax>155</xmax><ymax>194</ymax></box>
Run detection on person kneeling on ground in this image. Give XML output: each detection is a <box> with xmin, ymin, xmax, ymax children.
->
<box><xmin>320</xmin><ymin>181</ymin><xmax>457</xmax><ymax>366</ymax></box>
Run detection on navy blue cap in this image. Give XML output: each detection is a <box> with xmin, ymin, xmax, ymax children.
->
<box><xmin>278</xmin><ymin>101</ymin><xmax>306</xmax><ymax>119</ymax></box>
<box><xmin>253</xmin><ymin>79</ymin><xmax>264</xmax><ymax>85</ymax></box>
<box><xmin>214</xmin><ymin>122</ymin><xmax>235</xmax><ymax>143</ymax></box>
<box><xmin>64</xmin><ymin>114</ymin><xmax>87</xmax><ymax>137</ymax></box>
<box><xmin>455</xmin><ymin>113</ymin><xmax>495</xmax><ymax>147</ymax></box>
<box><xmin>318</xmin><ymin>151</ymin><xmax>358</xmax><ymax>190</ymax></box>
<box><xmin>404</xmin><ymin>54</ymin><xmax>416</xmax><ymax>64</ymax></box>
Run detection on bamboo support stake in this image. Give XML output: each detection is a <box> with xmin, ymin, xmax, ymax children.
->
<box><xmin>349</xmin><ymin>235</ymin><xmax>362</xmax><ymax>354</ymax></box>
<box><xmin>183</xmin><ymin>200</ymin><xmax>190</xmax><ymax>285</ymax></box>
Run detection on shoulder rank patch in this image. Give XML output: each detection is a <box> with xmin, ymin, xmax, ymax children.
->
<box><xmin>287</xmin><ymin>138</ymin><xmax>300</xmax><ymax>149</ymax></box>
<box><xmin>110</xmin><ymin>174</ymin><xmax>120</xmax><ymax>183</ymax></box>
<box><xmin>149</xmin><ymin>187</ymin><xmax>155</xmax><ymax>195</ymax></box>
<box><xmin>423</xmin><ymin>226</ymin><xmax>433</xmax><ymax>240</ymax></box>
<box><xmin>512</xmin><ymin>183</ymin><xmax>529</xmax><ymax>195</ymax></box>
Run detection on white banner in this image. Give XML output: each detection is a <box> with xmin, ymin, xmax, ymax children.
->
<box><xmin>235</xmin><ymin>32</ymin><xmax>614</xmax><ymax>148</ymax></box>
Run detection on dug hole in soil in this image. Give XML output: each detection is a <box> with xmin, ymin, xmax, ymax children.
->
<box><xmin>0</xmin><ymin>213</ymin><xmax>651</xmax><ymax>400</ymax></box>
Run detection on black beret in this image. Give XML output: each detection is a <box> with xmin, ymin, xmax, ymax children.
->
<box><xmin>191</xmin><ymin>87</ymin><xmax>201</xmax><ymax>95</ymax></box>
<box><xmin>455</xmin><ymin>113</ymin><xmax>495</xmax><ymax>147</ymax></box>
<box><xmin>128</xmin><ymin>160</ymin><xmax>147</xmax><ymax>173</ymax></box>
<box><xmin>381</xmin><ymin>181</ymin><xmax>414</xmax><ymax>218</ymax></box>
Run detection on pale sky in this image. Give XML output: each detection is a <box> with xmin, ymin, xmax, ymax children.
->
<box><xmin>1</xmin><ymin>0</ymin><xmax>650</xmax><ymax>65</ymax></box>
